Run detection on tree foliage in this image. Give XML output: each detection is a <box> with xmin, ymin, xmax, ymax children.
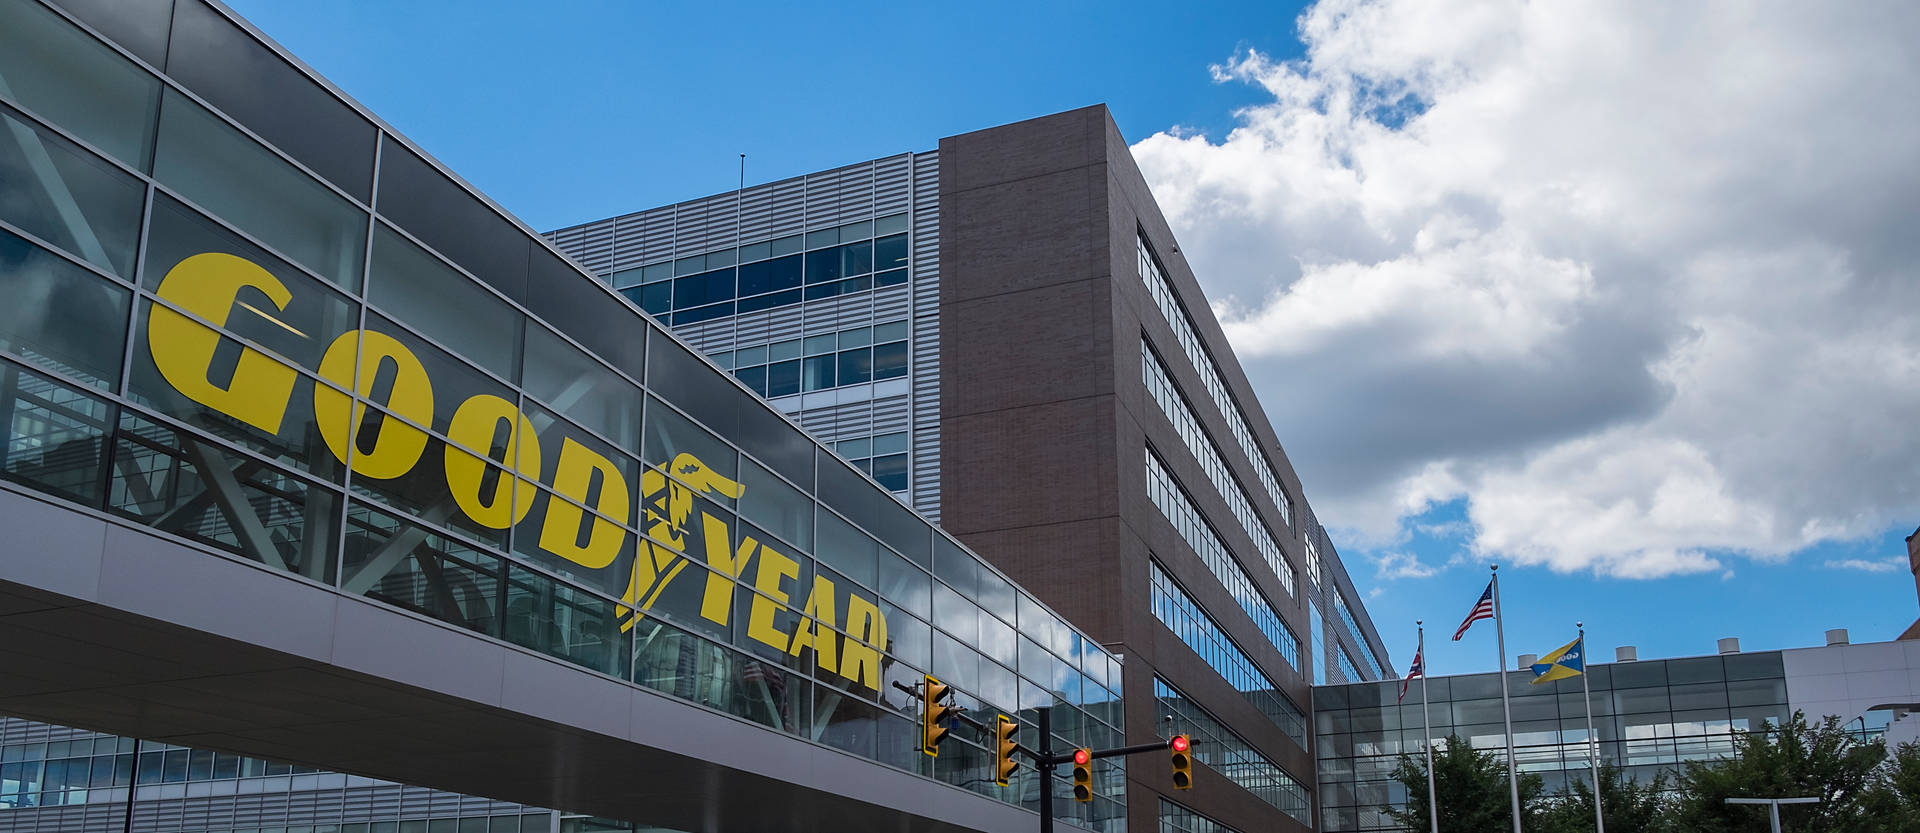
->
<box><xmin>1670</xmin><ymin>711</ymin><xmax>1887</xmax><ymax>833</ymax></box>
<box><xmin>1387</xmin><ymin>735</ymin><xmax>1544</xmax><ymax>833</ymax></box>
<box><xmin>1380</xmin><ymin>712</ymin><xmax>1920</xmax><ymax>833</ymax></box>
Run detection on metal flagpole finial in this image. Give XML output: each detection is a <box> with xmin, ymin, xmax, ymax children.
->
<box><xmin>1577</xmin><ymin>621</ymin><xmax>1584</xmax><ymax>629</ymax></box>
<box><xmin>1491</xmin><ymin>563</ymin><xmax>1499</xmax><ymax>572</ymax></box>
<box><xmin>1417</xmin><ymin>619</ymin><xmax>1423</xmax><ymax>626</ymax></box>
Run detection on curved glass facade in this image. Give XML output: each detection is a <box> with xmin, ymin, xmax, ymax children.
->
<box><xmin>0</xmin><ymin>0</ymin><xmax>1121</xmax><ymax>826</ymax></box>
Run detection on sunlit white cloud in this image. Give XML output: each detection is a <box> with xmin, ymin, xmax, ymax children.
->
<box><xmin>1133</xmin><ymin>0</ymin><xmax>1920</xmax><ymax>579</ymax></box>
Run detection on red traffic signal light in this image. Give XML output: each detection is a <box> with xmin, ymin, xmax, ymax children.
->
<box><xmin>993</xmin><ymin>715</ymin><xmax>1019</xmax><ymax>787</ymax></box>
<box><xmin>1071</xmin><ymin>749</ymin><xmax>1093</xmax><ymax>802</ymax></box>
<box><xmin>921</xmin><ymin>675</ymin><xmax>954</xmax><ymax>757</ymax></box>
<box><xmin>1170</xmin><ymin>734</ymin><xmax>1193</xmax><ymax>790</ymax></box>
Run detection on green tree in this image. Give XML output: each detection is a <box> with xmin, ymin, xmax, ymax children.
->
<box><xmin>1386</xmin><ymin>734</ymin><xmax>1544</xmax><ymax>832</ymax></box>
<box><xmin>1671</xmin><ymin>711</ymin><xmax>1887</xmax><ymax>833</ymax></box>
<box><xmin>1859</xmin><ymin>740</ymin><xmax>1920</xmax><ymax>833</ymax></box>
<box><xmin>1536</xmin><ymin>763</ymin><xmax>1672</xmax><ymax>833</ymax></box>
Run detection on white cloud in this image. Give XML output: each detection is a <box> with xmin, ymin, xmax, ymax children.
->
<box><xmin>1374</xmin><ymin>550</ymin><xmax>1439</xmax><ymax>580</ymax></box>
<box><xmin>1133</xmin><ymin>0</ymin><xmax>1920</xmax><ymax>578</ymax></box>
<box><xmin>1823</xmin><ymin>558</ymin><xmax>1907</xmax><ymax>574</ymax></box>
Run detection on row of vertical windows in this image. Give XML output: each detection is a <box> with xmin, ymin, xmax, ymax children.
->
<box><xmin>1306</xmin><ymin>536</ymin><xmax>1322</xmax><ymax>588</ymax></box>
<box><xmin>1136</xmin><ymin>235</ymin><xmax>1292</xmax><ymax>531</ymax></box>
<box><xmin>1145</xmin><ymin>449</ymin><xmax>1300</xmax><ymax>669</ymax></box>
<box><xmin>1336</xmin><ymin>647</ymin><xmax>1364</xmax><ymax>685</ymax></box>
<box><xmin>614</xmin><ymin>224</ymin><xmax>911</xmax><ymax>325</ymax></box>
<box><xmin>1158</xmin><ymin>799</ymin><xmax>1240</xmax><ymax>833</ymax></box>
<box><xmin>1154</xmin><ymin>678</ymin><xmax>1312</xmax><ymax>825</ymax></box>
<box><xmin>1148</xmin><ymin>561</ymin><xmax>1308</xmax><ymax>747</ymax></box>
<box><xmin>1333</xmin><ymin>592</ymin><xmax>1386</xmax><ymax>680</ymax></box>
<box><xmin>834</xmin><ymin>432</ymin><xmax>910</xmax><ymax>494</ymax></box>
<box><xmin>710</xmin><ymin>321</ymin><xmax>910</xmax><ymax>399</ymax></box>
<box><xmin>1142</xmin><ymin>340</ymin><xmax>1296</xmax><ymax>598</ymax></box>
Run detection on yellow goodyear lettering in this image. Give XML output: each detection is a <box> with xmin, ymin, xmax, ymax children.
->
<box><xmin>444</xmin><ymin>394</ymin><xmax>541</xmax><ymax>528</ymax></box>
<box><xmin>313</xmin><ymin>329</ymin><xmax>433</xmax><ymax>479</ymax></box>
<box><xmin>538</xmin><ymin>438</ymin><xmax>631</xmax><ymax>569</ymax></box>
<box><xmin>747</xmin><ymin>544</ymin><xmax>799</xmax><ymax>648</ymax></box>
<box><xmin>143</xmin><ymin>252</ymin><xmax>894</xmax><ymax>693</ymax></box>
<box><xmin>788</xmin><ymin>575</ymin><xmax>839</xmax><ymax>674</ymax></box>
<box><xmin>148</xmin><ymin>252</ymin><xmax>298</xmax><ymax>433</ymax></box>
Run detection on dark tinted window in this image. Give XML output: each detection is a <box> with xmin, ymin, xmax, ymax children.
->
<box><xmin>0</xmin><ymin>104</ymin><xmax>144</xmax><ymax>277</ymax></box>
<box><xmin>672</xmin><ymin>268</ymin><xmax>735</xmax><ymax>309</ymax></box>
<box><xmin>738</xmin><ymin>288</ymin><xmax>800</xmax><ymax>314</ymax></box>
<box><xmin>816</xmin><ymin>450</ymin><xmax>929</xmax><ymax>564</ymax></box>
<box><xmin>672</xmin><ymin>302</ymin><xmax>734</xmax><ymax>326</ymax></box>
<box><xmin>839</xmin><ymin>240</ymin><xmax>872</xmax><ymax>276</ymax></box>
<box><xmin>738</xmin><ymin>254</ymin><xmax>800</xmax><ymax>296</ymax></box>
<box><xmin>375</xmin><ymin>136</ymin><xmax>529</xmax><ymax>303</ymax></box>
<box><xmin>875</xmin><ymin>233</ymin><xmax>909</xmax><ymax>270</ymax></box>
<box><xmin>874</xmin><ymin>341</ymin><xmax>909</xmax><ymax>379</ymax></box>
<box><xmin>837</xmin><ymin>349</ymin><xmax>872</xmax><ymax>386</ymax></box>
<box><xmin>733</xmin><ymin>365</ymin><xmax>766</xmax><ymax>396</ymax></box>
<box><xmin>766</xmin><ymin>359</ymin><xmax>800</xmax><ymax>397</ymax></box>
<box><xmin>804</xmin><ymin>248</ymin><xmax>841</xmax><ymax>283</ymax></box>
<box><xmin>876</xmin><ymin>268</ymin><xmax>909</xmax><ymax>288</ymax></box>
<box><xmin>620</xmin><ymin>281</ymin><xmax>670</xmax><ymax>316</ymax></box>
<box><xmin>0</xmin><ymin>229</ymin><xmax>131</xmax><ymax>389</ymax></box>
<box><xmin>165</xmin><ymin>0</ymin><xmax>375</xmax><ymax>200</ymax></box>
<box><xmin>50</xmin><ymin>0</ymin><xmax>173</xmax><ymax>66</ymax></box>
<box><xmin>524</xmin><ymin>246</ymin><xmax>643</xmax><ymax>379</ymax></box>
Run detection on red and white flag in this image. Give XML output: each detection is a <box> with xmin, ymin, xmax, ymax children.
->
<box><xmin>1453</xmin><ymin>580</ymin><xmax>1496</xmax><ymax>640</ymax></box>
<box><xmin>1398</xmin><ymin>649</ymin><xmax>1425</xmax><ymax>703</ymax></box>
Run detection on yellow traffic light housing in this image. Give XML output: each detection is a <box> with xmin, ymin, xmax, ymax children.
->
<box><xmin>921</xmin><ymin>675</ymin><xmax>954</xmax><ymax>757</ymax></box>
<box><xmin>1071</xmin><ymin>748</ymin><xmax>1093</xmax><ymax>802</ymax></box>
<box><xmin>1170</xmin><ymin>734</ymin><xmax>1193</xmax><ymax>790</ymax></box>
<box><xmin>992</xmin><ymin>714</ymin><xmax>1019</xmax><ymax>786</ymax></box>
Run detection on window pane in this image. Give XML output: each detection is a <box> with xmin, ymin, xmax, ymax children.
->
<box><xmin>873</xmin><ymin>342</ymin><xmax>908</xmax><ymax>380</ymax></box>
<box><xmin>0</xmin><ymin>360</ymin><xmax>114</xmax><ymax>506</ymax></box>
<box><xmin>871</xmin><ymin>453</ymin><xmax>908</xmax><ymax>492</ymax></box>
<box><xmin>368</xmin><ymin>224</ymin><xmax>523</xmax><ymax>383</ymax></box>
<box><xmin>522</xmin><ymin>323</ymin><xmax>641</xmax><ymax>449</ymax></box>
<box><xmin>108</xmin><ymin>411</ymin><xmax>339</xmax><ymax>582</ymax></box>
<box><xmin>802</xmin><ymin>355</ymin><xmax>835</xmax><ymax>391</ymax></box>
<box><xmin>672</xmin><ymin>268</ymin><xmax>735</xmax><ymax>309</ymax></box>
<box><xmin>342</xmin><ymin>501</ymin><xmax>503</xmax><ymax>633</ymax></box>
<box><xmin>732</xmin><ymin>364</ymin><xmax>767</xmax><ymax>397</ymax></box>
<box><xmin>374</xmin><ymin>137</ymin><xmax>529</xmax><ymax>302</ymax></box>
<box><xmin>839</xmin><ymin>240</ymin><xmax>872</xmax><ymax>276</ymax></box>
<box><xmin>0</xmin><ymin>0</ymin><xmax>159</xmax><ymax>169</ymax></box>
<box><xmin>0</xmin><ymin>105</ymin><xmax>145</xmax><ymax>276</ymax></box>
<box><xmin>804</xmin><ymin>248</ymin><xmax>840</xmax><ymax>284</ymax></box>
<box><xmin>740</xmin><ymin>459</ymin><xmax>811</xmax><ymax>550</ymax></box>
<box><xmin>766</xmin><ymin>359</ymin><xmax>800</xmax><ymax>398</ymax></box>
<box><xmin>874</xmin><ymin>234</ymin><xmax>909</xmax><ymax>271</ymax></box>
<box><xmin>815</xmin><ymin>509</ymin><xmax>877</xmax><ymax>589</ymax></box>
<box><xmin>164</xmin><ymin>0</ymin><xmax>376</xmax><ymax>200</ymax></box>
<box><xmin>0</xmin><ymin>229</ymin><xmax>131</xmax><ymax>390</ymax></box>
<box><xmin>153</xmin><ymin>91</ymin><xmax>367</xmax><ymax>290</ymax></box>
<box><xmin>503</xmin><ymin>566</ymin><xmax>631</xmax><ymax>678</ymax></box>
<box><xmin>837</xmin><ymin>349</ymin><xmax>873</xmax><ymax>386</ymax></box>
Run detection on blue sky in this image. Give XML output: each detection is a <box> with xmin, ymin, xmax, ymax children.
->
<box><xmin>226</xmin><ymin>0</ymin><xmax>1920</xmax><ymax>679</ymax></box>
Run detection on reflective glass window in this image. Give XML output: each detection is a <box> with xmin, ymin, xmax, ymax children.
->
<box><xmin>802</xmin><ymin>354</ymin><xmax>835</xmax><ymax>391</ymax></box>
<box><xmin>0</xmin><ymin>229</ymin><xmax>130</xmax><ymax>390</ymax></box>
<box><xmin>368</xmin><ymin>224</ymin><xmax>523</xmax><ymax>383</ymax></box>
<box><xmin>165</xmin><ymin>0</ymin><xmax>376</xmax><ymax>200</ymax></box>
<box><xmin>873</xmin><ymin>341</ymin><xmax>908</xmax><ymax>380</ymax></box>
<box><xmin>0</xmin><ymin>359</ymin><xmax>115</xmax><ymax>506</ymax></box>
<box><xmin>875</xmin><ymin>214</ymin><xmax>908</xmax><ymax>236</ymax></box>
<box><xmin>525</xmin><ymin>247</ymin><xmax>645</xmax><ymax>379</ymax></box>
<box><xmin>739</xmin><ymin>459</ymin><xmax>811</xmax><ymax>550</ymax></box>
<box><xmin>0</xmin><ymin>0</ymin><xmax>159</xmax><ymax>169</ymax></box>
<box><xmin>503</xmin><ymin>566</ymin><xmax>631</xmax><ymax>678</ymax></box>
<box><xmin>738</xmin><ymin>288</ymin><xmax>800</xmax><ymax>314</ymax></box>
<box><xmin>152</xmin><ymin>90</ymin><xmax>367</xmax><ymax>291</ymax></box>
<box><xmin>375</xmin><ymin>138</ymin><xmax>529</xmax><ymax>303</ymax></box>
<box><xmin>766</xmin><ymin>359</ymin><xmax>800</xmax><ymax>397</ymax></box>
<box><xmin>522</xmin><ymin>323</ymin><xmax>641</xmax><ymax>449</ymax></box>
<box><xmin>0</xmin><ymin>105</ymin><xmax>144</xmax><ymax>277</ymax></box>
<box><xmin>672</xmin><ymin>268</ymin><xmax>734</xmax><ymax>309</ymax></box>
<box><xmin>803</xmin><ymin>248</ymin><xmax>840</xmax><ymax>283</ymax></box>
<box><xmin>839</xmin><ymin>240</ymin><xmax>872</xmax><ymax>276</ymax></box>
<box><xmin>641</xmin><ymin>396</ymin><xmax>737</xmax><ymax>495</ymax></box>
<box><xmin>815</xmin><ymin>509</ymin><xmax>878</xmax><ymax>589</ymax></box>
<box><xmin>622</xmin><ymin>281</ymin><xmax>670</xmax><ymax>316</ymax></box>
<box><xmin>837</xmin><ymin>349</ymin><xmax>873</xmax><ymax>386</ymax></box>
<box><xmin>738</xmin><ymin>254</ymin><xmax>800</xmax><ymax>296</ymax></box>
<box><xmin>874</xmin><ymin>234</ymin><xmax>909</xmax><ymax>271</ymax></box>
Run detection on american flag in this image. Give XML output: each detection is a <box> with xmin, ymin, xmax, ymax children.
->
<box><xmin>1398</xmin><ymin>649</ymin><xmax>1425</xmax><ymax>702</ymax></box>
<box><xmin>1452</xmin><ymin>581</ymin><xmax>1495</xmax><ymax>641</ymax></box>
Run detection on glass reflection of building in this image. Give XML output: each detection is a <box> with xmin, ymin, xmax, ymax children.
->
<box><xmin>0</xmin><ymin>0</ymin><xmax>1123</xmax><ymax>831</ymax></box>
<box><xmin>1314</xmin><ymin>653</ymin><xmax>1793</xmax><ymax>833</ymax></box>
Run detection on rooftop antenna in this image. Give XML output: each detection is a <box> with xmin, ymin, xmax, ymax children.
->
<box><xmin>736</xmin><ymin>152</ymin><xmax>745</xmax><ymax>266</ymax></box>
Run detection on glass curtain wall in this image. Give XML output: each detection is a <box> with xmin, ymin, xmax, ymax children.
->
<box><xmin>0</xmin><ymin>0</ymin><xmax>1123</xmax><ymax>827</ymax></box>
<box><xmin>1313</xmin><ymin>653</ymin><xmax>1792</xmax><ymax>832</ymax></box>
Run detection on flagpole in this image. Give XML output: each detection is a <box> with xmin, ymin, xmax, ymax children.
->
<box><xmin>1492</xmin><ymin>565</ymin><xmax>1523</xmax><ymax>833</ymax></box>
<box><xmin>1418</xmin><ymin>621</ymin><xmax>1438</xmax><ymax>833</ymax></box>
<box><xmin>1580</xmin><ymin>622</ymin><xmax>1604</xmax><ymax>833</ymax></box>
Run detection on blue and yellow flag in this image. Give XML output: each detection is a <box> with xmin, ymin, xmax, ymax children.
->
<box><xmin>1529</xmin><ymin>636</ymin><xmax>1585</xmax><ymax>685</ymax></box>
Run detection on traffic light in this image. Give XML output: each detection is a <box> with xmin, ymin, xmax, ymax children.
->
<box><xmin>1169</xmin><ymin>734</ymin><xmax>1193</xmax><ymax>790</ymax></box>
<box><xmin>1071</xmin><ymin>748</ymin><xmax>1093</xmax><ymax>803</ymax></box>
<box><xmin>920</xmin><ymin>675</ymin><xmax>954</xmax><ymax>757</ymax></box>
<box><xmin>992</xmin><ymin>715</ymin><xmax>1019</xmax><ymax>786</ymax></box>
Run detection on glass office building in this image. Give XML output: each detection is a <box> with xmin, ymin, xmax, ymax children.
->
<box><xmin>0</xmin><ymin>0</ymin><xmax>1124</xmax><ymax>830</ymax></box>
<box><xmin>1313</xmin><ymin>639</ymin><xmax>1920</xmax><ymax>833</ymax></box>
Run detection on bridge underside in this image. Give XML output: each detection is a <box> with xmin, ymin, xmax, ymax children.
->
<box><xmin>0</xmin><ymin>484</ymin><xmax>1034</xmax><ymax>833</ymax></box>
